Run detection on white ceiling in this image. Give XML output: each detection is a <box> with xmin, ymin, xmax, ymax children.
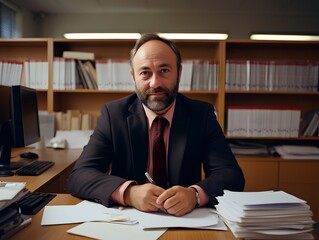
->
<box><xmin>10</xmin><ymin>0</ymin><xmax>319</xmax><ymax>15</ymax></box>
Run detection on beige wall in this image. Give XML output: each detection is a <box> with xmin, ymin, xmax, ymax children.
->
<box><xmin>16</xmin><ymin>9</ymin><xmax>319</xmax><ymax>39</ymax></box>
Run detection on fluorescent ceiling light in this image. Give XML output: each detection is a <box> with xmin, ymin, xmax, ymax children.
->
<box><xmin>158</xmin><ymin>33</ymin><xmax>228</xmax><ymax>40</ymax></box>
<box><xmin>64</xmin><ymin>33</ymin><xmax>141</xmax><ymax>39</ymax></box>
<box><xmin>250</xmin><ymin>34</ymin><xmax>319</xmax><ymax>41</ymax></box>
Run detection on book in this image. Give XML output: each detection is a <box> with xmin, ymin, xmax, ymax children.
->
<box><xmin>83</xmin><ymin>61</ymin><xmax>98</xmax><ymax>89</ymax></box>
<box><xmin>62</xmin><ymin>51</ymin><xmax>95</xmax><ymax>60</ymax></box>
<box><xmin>76</xmin><ymin>60</ymin><xmax>97</xmax><ymax>89</ymax></box>
<box><xmin>53</xmin><ymin>110</ymin><xmax>97</xmax><ymax>132</ymax></box>
<box><xmin>81</xmin><ymin>113</ymin><xmax>93</xmax><ymax>130</ymax></box>
<box><xmin>302</xmin><ymin>113</ymin><xmax>319</xmax><ymax>136</ymax></box>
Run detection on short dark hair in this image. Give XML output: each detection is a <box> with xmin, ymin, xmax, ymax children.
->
<box><xmin>130</xmin><ymin>33</ymin><xmax>182</xmax><ymax>71</ymax></box>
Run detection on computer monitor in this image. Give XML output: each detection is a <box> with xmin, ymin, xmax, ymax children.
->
<box><xmin>0</xmin><ymin>85</ymin><xmax>41</xmax><ymax>176</ymax></box>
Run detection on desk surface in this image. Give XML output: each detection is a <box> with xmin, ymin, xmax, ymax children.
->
<box><xmin>2</xmin><ymin>149</ymin><xmax>318</xmax><ymax>239</ymax></box>
<box><xmin>0</xmin><ymin>148</ymin><xmax>81</xmax><ymax>192</ymax></box>
<box><xmin>10</xmin><ymin>194</ymin><xmax>238</xmax><ymax>240</ymax></box>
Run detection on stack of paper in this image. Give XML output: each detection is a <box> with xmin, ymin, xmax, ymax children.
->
<box><xmin>0</xmin><ymin>182</ymin><xmax>28</xmax><ymax>210</ymax></box>
<box><xmin>215</xmin><ymin>190</ymin><xmax>314</xmax><ymax>239</ymax></box>
<box><xmin>229</xmin><ymin>140</ymin><xmax>269</xmax><ymax>156</ymax></box>
<box><xmin>0</xmin><ymin>182</ymin><xmax>31</xmax><ymax>240</ymax></box>
<box><xmin>272</xmin><ymin>145</ymin><xmax>319</xmax><ymax>159</ymax></box>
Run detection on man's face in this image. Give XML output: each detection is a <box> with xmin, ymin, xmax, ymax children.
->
<box><xmin>131</xmin><ymin>40</ymin><xmax>181</xmax><ymax>114</ymax></box>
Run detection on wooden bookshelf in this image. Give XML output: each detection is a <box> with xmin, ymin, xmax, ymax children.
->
<box><xmin>1</xmin><ymin>38</ymin><xmax>319</xmax><ymax>221</ymax></box>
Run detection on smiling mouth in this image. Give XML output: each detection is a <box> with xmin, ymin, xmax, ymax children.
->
<box><xmin>149</xmin><ymin>92</ymin><xmax>165</xmax><ymax>96</ymax></box>
<box><xmin>148</xmin><ymin>92</ymin><xmax>166</xmax><ymax>100</ymax></box>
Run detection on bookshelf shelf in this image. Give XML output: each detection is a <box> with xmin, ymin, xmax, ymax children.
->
<box><xmin>227</xmin><ymin>136</ymin><xmax>319</xmax><ymax>141</ymax></box>
<box><xmin>226</xmin><ymin>90</ymin><xmax>319</xmax><ymax>95</ymax></box>
<box><xmin>1</xmin><ymin>38</ymin><xmax>319</xmax><ymax>221</ymax></box>
<box><xmin>53</xmin><ymin>89</ymin><xmax>134</xmax><ymax>93</ymax></box>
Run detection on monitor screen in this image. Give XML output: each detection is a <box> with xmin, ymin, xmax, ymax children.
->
<box><xmin>11</xmin><ymin>85</ymin><xmax>41</xmax><ymax>147</ymax></box>
<box><xmin>0</xmin><ymin>85</ymin><xmax>41</xmax><ymax>174</ymax></box>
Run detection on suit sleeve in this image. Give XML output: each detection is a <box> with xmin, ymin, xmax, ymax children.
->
<box><xmin>196</xmin><ymin>105</ymin><xmax>245</xmax><ymax>207</ymax></box>
<box><xmin>67</xmin><ymin>105</ymin><xmax>127</xmax><ymax>207</ymax></box>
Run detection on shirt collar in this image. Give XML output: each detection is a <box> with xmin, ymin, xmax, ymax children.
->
<box><xmin>142</xmin><ymin>100</ymin><xmax>176</xmax><ymax>129</ymax></box>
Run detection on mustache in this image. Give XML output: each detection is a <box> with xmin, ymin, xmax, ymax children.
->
<box><xmin>145</xmin><ymin>87</ymin><xmax>168</xmax><ymax>94</ymax></box>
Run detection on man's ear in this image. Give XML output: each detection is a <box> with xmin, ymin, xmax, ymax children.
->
<box><xmin>130</xmin><ymin>70</ymin><xmax>135</xmax><ymax>81</ymax></box>
<box><xmin>178</xmin><ymin>64</ymin><xmax>183</xmax><ymax>82</ymax></box>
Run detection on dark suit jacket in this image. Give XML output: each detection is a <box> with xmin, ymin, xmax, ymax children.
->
<box><xmin>68</xmin><ymin>93</ymin><xmax>245</xmax><ymax>207</ymax></box>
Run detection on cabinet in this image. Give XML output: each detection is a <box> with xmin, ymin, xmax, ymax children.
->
<box><xmin>237</xmin><ymin>157</ymin><xmax>279</xmax><ymax>191</ymax></box>
<box><xmin>1</xmin><ymin>38</ymin><xmax>319</xmax><ymax>221</ymax></box>
<box><xmin>279</xmin><ymin>160</ymin><xmax>319</xmax><ymax>222</ymax></box>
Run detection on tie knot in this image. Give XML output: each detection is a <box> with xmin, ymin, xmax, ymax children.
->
<box><xmin>154</xmin><ymin>117</ymin><xmax>168</xmax><ymax>132</ymax></box>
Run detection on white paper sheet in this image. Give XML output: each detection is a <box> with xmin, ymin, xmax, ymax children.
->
<box><xmin>67</xmin><ymin>221</ymin><xmax>166</xmax><ymax>240</ymax></box>
<box><xmin>41</xmin><ymin>200</ymin><xmax>133</xmax><ymax>225</ymax></box>
<box><xmin>53</xmin><ymin>130</ymin><xmax>93</xmax><ymax>149</ymax></box>
<box><xmin>41</xmin><ymin>200</ymin><xmax>221</xmax><ymax>230</ymax></box>
<box><xmin>222</xmin><ymin>190</ymin><xmax>306</xmax><ymax>206</ymax></box>
<box><xmin>0</xmin><ymin>182</ymin><xmax>26</xmax><ymax>200</ymax></box>
<box><xmin>125</xmin><ymin>207</ymin><xmax>219</xmax><ymax>229</ymax></box>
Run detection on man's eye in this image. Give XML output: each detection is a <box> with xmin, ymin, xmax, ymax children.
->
<box><xmin>160</xmin><ymin>68</ymin><xmax>170</xmax><ymax>73</ymax></box>
<box><xmin>140</xmin><ymin>71</ymin><xmax>149</xmax><ymax>76</ymax></box>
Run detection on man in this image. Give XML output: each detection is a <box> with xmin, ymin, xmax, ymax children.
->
<box><xmin>68</xmin><ymin>33</ymin><xmax>245</xmax><ymax>217</ymax></box>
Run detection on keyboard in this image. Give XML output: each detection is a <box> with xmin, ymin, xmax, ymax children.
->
<box><xmin>17</xmin><ymin>191</ymin><xmax>56</xmax><ymax>215</ymax></box>
<box><xmin>16</xmin><ymin>160</ymin><xmax>54</xmax><ymax>176</ymax></box>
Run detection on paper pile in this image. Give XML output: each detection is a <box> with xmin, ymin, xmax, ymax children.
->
<box><xmin>271</xmin><ymin>145</ymin><xmax>319</xmax><ymax>159</ymax></box>
<box><xmin>0</xmin><ymin>182</ymin><xmax>31</xmax><ymax>240</ymax></box>
<box><xmin>215</xmin><ymin>190</ymin><xmax>314</xmax><ymax>239</ymax></box>
<box><xmin>0</xmin><ymin>182</ymin><xmax>28</xmax><ymax>210</ymax></box>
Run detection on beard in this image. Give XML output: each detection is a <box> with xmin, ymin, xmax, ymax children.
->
<box><xmin>135</xmin><ymin>83</ymin><xmax>179</xmax><ymax>113</ymax></box>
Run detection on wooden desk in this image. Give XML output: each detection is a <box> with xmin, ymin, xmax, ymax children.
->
<box><xmin>10</xmin><ymin>194</ymin><xmax>238</xmax><ymax>240</ymax></box>
<box><xmin>0</xmin><ymin>148</ymin><xmax>81</xmax><ymax>193</ymax></box>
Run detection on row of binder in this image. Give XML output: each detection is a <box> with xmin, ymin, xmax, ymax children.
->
<box><xmin>227</xmin><ymin>106</ymin><xmax>301</xmax><ymax>137</ymax></box>
<box><xmin>225</xmin><ymin>59</ymin><xmax>319</xmax><ymax>91</ymax></box>
<box><xmin>0</xmin><ymin>59</ymin><xmax>48</xmax><ymax>89</ymax></box>
<box><xmin>2</xmin><ymin>58</ymin><xmax>319</xmax><ymax>93</ymax></box>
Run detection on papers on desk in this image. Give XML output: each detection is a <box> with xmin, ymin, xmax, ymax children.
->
<box><xmin>0</xmin><ymin>182</ymin><xmax>31</xmax><ymax>239</ymax></box>
<box><xmin>42</xmin><ymin>200</ymin><xmax>225</xmax><ymax>240</ymax></box>
<box><xmin>215</xmin><ymin>190</ymin><xmax>314</xmax><ymax>239</ymax></box>
<box><xmin>52</xmin><ymin>130</ymin><xmax>93</xmax><ymax>149</ymax></box>
<box><xmin>41</xmin><ymin>200</ymin><xmax>137</xmax><ymax>225</ymax></box>
<box><xmin>0</xmin><ymin>182</ymin><xmax>28</xmax><ymax>210</ymax></box>
<box><xmin>67</xmin><ymin>221</ymin><xmax>166</xmax><ymax>240</ymax></box>
<box><xmin>128</xmin><ymin>207</ymin><xmax>219</xmax><ymax>229</ymax></box>
<box><xmin>0</xmin><ymin>182</ymin><xmax>26</xmax><ymax>201</ymax></box>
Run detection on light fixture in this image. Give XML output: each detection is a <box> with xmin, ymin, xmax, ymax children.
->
<box><xmin>64</xmin><ymin>33</ymin><xmax>141</xmax><ymax>39</ymax></box>
<box><xmin>250</xmin><ymin>34</ymin><xmax>319</xmax><ymax>41</ymax></box>
<box><xmin>158</xmin><ymin>33</ymin><xmax>228</xmax><ymax>40</ymax></box>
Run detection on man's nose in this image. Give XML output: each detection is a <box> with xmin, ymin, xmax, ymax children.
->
<box><xmin>149</xmin><ymin>74</ymin><xmax>162</xmax><ymax>88</ymax></box>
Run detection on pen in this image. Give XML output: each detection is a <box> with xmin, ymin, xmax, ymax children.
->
<box><xmin>145</xmin><ymin>172</ymin><xmax>168</xmax><ymax>213</ymax></box>
<box><xmin>145</xmin><ymin>172</ymin><xmax>156</xmax><ymax>184</ymax></box>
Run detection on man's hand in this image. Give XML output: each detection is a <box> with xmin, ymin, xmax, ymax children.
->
<box><xmin>157</xmin><ymin>186</ymin><xmax>197</xmax><ymax>216</ymax></box>
<box><xmin>124</xmin><ymin>183</ymin><xmax>165</xmax><ymax>212</ymax></box>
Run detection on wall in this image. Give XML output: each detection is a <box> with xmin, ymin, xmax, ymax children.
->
<box><xmin>20</xmin><ymin>11</ymin><xmax>319</xmax><ymax>39</ymax></box>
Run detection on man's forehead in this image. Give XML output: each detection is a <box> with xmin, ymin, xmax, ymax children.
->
<box><xmin>133</xmin><ymin>40</ymin><xmax>176</xmax><ymax>64</ymax></box>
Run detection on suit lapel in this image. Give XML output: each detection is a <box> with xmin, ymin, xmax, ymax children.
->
<box><xmin>127</xmin><ymin>99</ymin><xmax>149</xmax><ymax>184</ymax></box>
<box><xmin>168</xmin><ymin>95</ymin><xmax>190</xmax><ymax>185</ymax></box>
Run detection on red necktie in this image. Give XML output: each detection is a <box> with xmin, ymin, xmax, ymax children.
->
<box><xmin>152</xmin><ymin>117</ymin><xmax>168</xmax><ymax>189</ymax></box>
